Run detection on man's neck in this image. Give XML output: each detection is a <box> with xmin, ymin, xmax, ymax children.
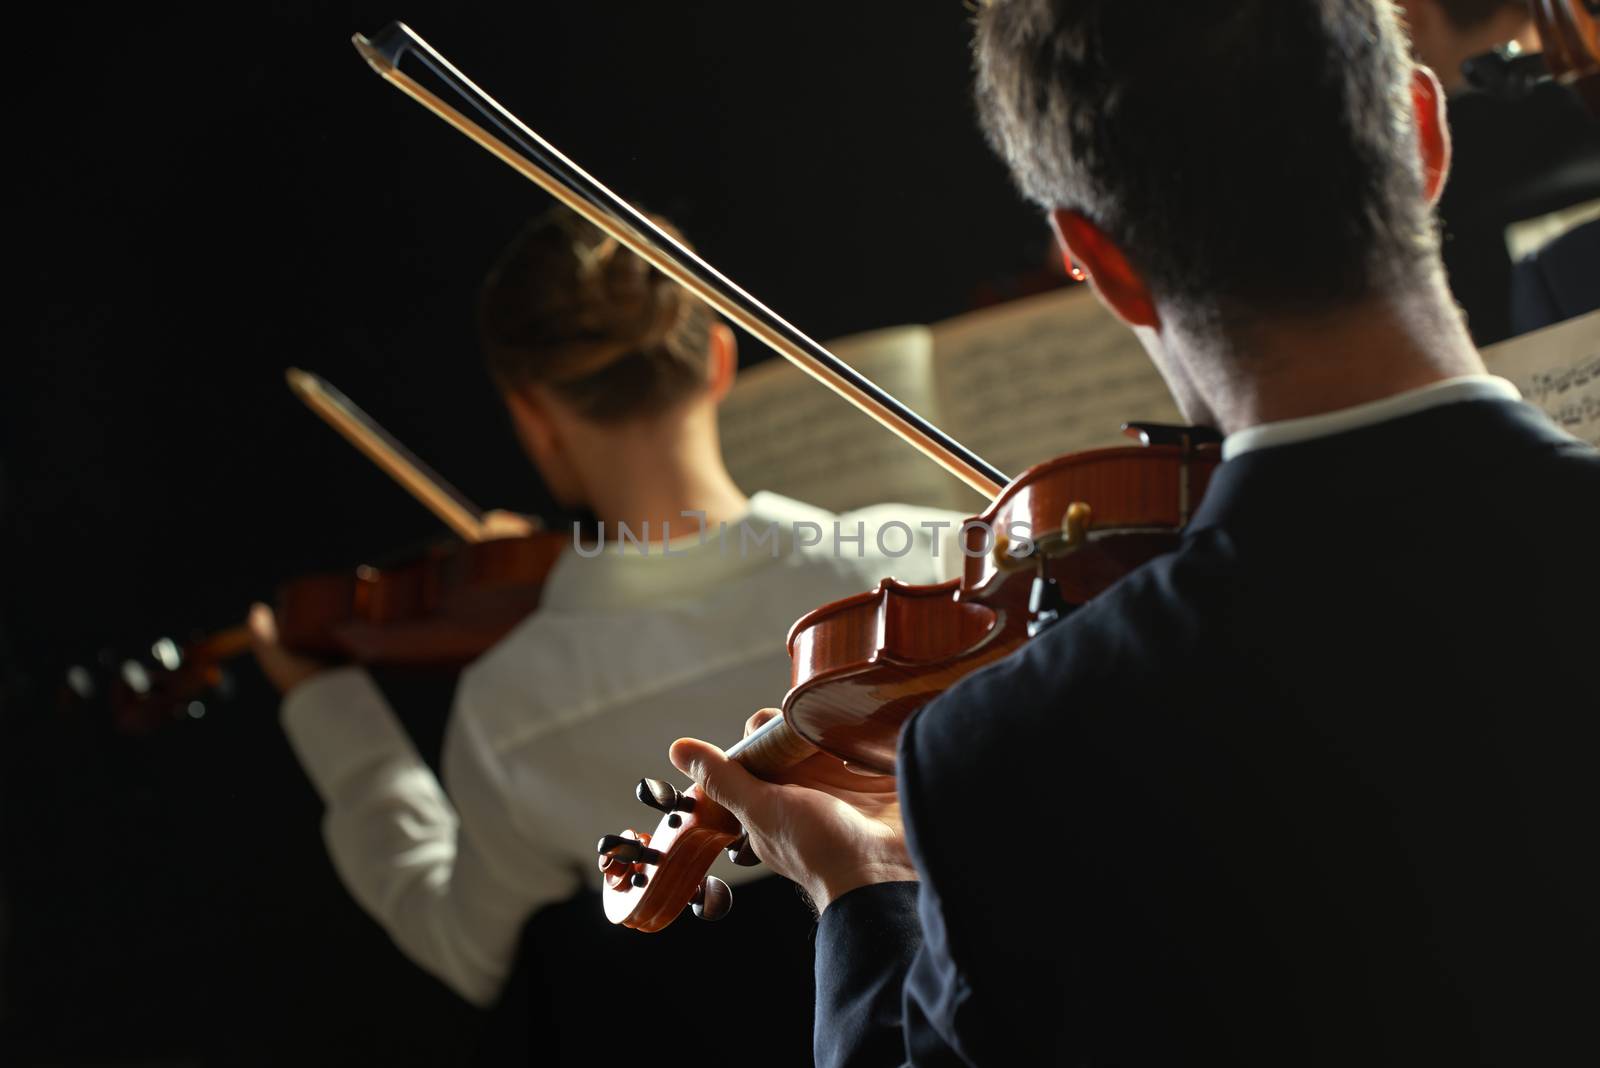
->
<box><xmin>1189</xmin><ymin>283</ymin><xmax>1487</xmax><ymax>436</ymax></box>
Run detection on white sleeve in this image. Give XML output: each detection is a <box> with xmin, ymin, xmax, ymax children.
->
<box><xmin>278</xmin><ymin>667</ymin><xmax>545</xmax><ymax>1007</ymax></box>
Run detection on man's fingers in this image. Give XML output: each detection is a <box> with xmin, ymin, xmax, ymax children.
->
<box><xmin>669</xmin><ymin>737</ymin><xmax>771</xmax><ymax>825</ymax></box>
<box><xmin>742</xmin><ymin>707</ymin><xmax>781</xmax><ymax>738</ymax></box>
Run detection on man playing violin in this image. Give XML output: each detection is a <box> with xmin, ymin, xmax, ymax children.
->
<box><xmin>670</xmin><ymin>1</ymin><xmax>1600</xmax><ymax>1064</ymax></box>
<box><xmin>1399</xmin><ymin>0</ymin><xmax>1539</xmax><ymax>93</ymax></box>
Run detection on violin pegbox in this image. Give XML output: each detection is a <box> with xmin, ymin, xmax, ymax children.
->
<box><xmin>598</xmin><ymin>778</ymin><xmax>745</xmax><ymax>931</ymax></box>
<box><xmin>64</xmin><ymin>630</ymin><xmax>247</xmax><ymax>735</ymax></box>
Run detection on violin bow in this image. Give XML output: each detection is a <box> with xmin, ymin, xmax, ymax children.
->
<box><xmin>350</xmin><ymin>22</ymin><xmax>1009</xmax><ymax>501</ymax></box>
<box><xmin>285</xmin><ymin>367</ymin><xmax>492</xmax><ymax>542</ymax></box>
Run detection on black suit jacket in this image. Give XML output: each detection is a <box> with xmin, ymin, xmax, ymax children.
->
<box><xmin>815</xmin><ymin>399</ymin><xmax>1600</xmax><ymax>1066</ymax></box>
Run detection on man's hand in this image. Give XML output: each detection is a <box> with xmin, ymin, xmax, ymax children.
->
<box><xmin>247</xmin><ymin>603</ymin><xmax>328</xmax><ymax>695</ymax></box>
<box><xmin>669</xmin><ymin>709</ymin><xmax>918</xmax><ymax>913</ymax></box>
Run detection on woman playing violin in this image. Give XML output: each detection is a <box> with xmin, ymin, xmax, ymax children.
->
<box><xmin>671</xmin><ymin>2</ymin><xmax>1600</xmax><ymax>1065</ymax></box>
<box><xmin>248</xmin><ymin>209</ymin><xmax>959</xmax><ymax>1017</ymax></box>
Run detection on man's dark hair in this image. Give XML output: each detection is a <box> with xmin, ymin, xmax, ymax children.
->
<box><xmin>974</xmin><ymin>0</ymin><xmax>1441</xmax><ymax>326</ymax></box>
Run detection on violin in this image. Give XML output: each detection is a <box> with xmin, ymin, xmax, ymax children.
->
<box><xmin>81</xmin><ymin>368</ymin><xmax>565</xmax><ymax>734</ymax></box>
<box><xmin>600</xmin><ymin>428</ymin><xmax>1220</xmax><ymax>931</ymax></box>
<box><xmin>351</xmin><ymin>23</ymin><xmax>1220</xmax><ymax>930</ymax></box>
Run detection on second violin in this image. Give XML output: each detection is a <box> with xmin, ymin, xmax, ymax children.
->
<box><xmin>96</xmin><ymin>368</ymin><xmax>565</xmax><ymax>733</ymax></box>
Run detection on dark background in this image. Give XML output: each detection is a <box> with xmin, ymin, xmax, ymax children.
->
<box><xmin>2</xmin><ymin>2</ymin><xmax>1053</xmax><ymax>1064</ymax></box>
<box><xmin>8</xmin><ymin>3</ymin><xmax>1593</xmax><ymax>1064</ymax></box>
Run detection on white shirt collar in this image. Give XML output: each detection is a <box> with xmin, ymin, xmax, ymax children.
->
<box><xmin>1221</xmin><ymin>375</ymin><xmax>1522</xmax><ymax>461</ymax></box>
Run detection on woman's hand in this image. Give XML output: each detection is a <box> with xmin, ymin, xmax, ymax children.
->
<box><xmin>669</xmin><ymin>709</ymin><xmax>917</xmax><ymax>913</ymax></box>
<box><xmin>246</xmin><ymin>603</ymin><xmax>328</xmax><ymax>695</ymax></box>
<box><xmin>479</xmin><ymin>509</ymin><xmax>539</xmax><ymax>538</ymax></box>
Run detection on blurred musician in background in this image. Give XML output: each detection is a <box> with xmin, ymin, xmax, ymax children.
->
<box><xmin>1399</xmin><ymin>0</ymin><xmax>1540</xmax><ymax>92</ymax></box>
<box><xmin>248</xmin><ymin>208</ymin><xmax>958</xmax><ymax>1058</ymax></box>
<box><xmin>670</xmin><ymin>1</ymin><xmax>1600</xmax><ymax>1064</ymax></box>
<box><xmin>1398</xmin><ymin>0</ymin><xmax>1600</xmax><ymax>342</ymax></box>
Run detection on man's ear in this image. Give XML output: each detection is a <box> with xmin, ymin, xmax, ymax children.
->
<box><xmin>1411</xmin><ymin>64</ymin><xmax>1452</xmax><ymax>205</ymax></box>
<box><xmin>1048</xmin><ymin>209</ymin><xmax>1159</xmax><ymax>329</ymax></box>
<box><xmin>706</xmin><ymin>322</ymin><xmax>738</xmax><ymax>404</ymax></box>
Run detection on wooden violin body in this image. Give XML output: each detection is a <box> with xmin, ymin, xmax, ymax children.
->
<box><xmin>786</xmin><ymin>436</ymin><xmax>1217</xmax><ymax>773</ymax></box>
<box><xmin>273</xmin><ymin>531</ymin><xmax>565</xmax><ymax>666</ymax></box>
<box><xmin>96</xmin><ymin>529</ymin><xmax>566</xmax><ymax>734</ymax></box>
<box><xmin>602</xmin><ymin>427</ymin><xmax>1220</xmax><ymax>931</ymax></box>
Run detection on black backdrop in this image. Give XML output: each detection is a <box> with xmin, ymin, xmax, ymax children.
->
<box><xmin>3</xmin><ymin>3</ymin><xmax>1051</xmax><ymax>1064</ymax></box>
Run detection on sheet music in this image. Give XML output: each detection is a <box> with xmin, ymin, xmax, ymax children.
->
<box><xmin>1481</xmin><ymin>310</ymin><xmax>1600</xmax><ymax>447</ymax></box>
<box><xmin>719</xmin><ymin>325</ymin><xmax>960</xmax><ymax>513</ymax></box>
<box><xmin>929</xmin><ymin>287</ymin><xmax>1181</xmax><ymax>479</ymax></box>
<box><xmin>722</xmin><ymin>299</ymin><xmax>1598</xmax><ymax>523</ymax></box>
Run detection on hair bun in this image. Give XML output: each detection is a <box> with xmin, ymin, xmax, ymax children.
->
<box><xmin>478</xmin><ymin>207</ymin><xmax>715</xmax><ymax>421</ymax></box>
<box><xmin>591</xmin><ymin>234</ymin><xmax>688</xmax><ymax>363</ymax></box>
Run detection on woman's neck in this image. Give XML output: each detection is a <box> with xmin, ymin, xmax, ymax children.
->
<box><xmin>579</xmin><ymin>413</ymin><xmax>750</xmax><ymax>535</ymax></box>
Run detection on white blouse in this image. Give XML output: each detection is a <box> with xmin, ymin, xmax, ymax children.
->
<box><xmin>280</xmin><ymin>492</ymin><xmax>964</xmax><ymax>1005</ymax></box>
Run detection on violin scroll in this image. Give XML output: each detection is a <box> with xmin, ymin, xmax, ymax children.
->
<box><xmin>602</xmin><ymin>713</ymin><xmax>821</xmax><ymax>931</ymax></box>
<box><xmin>600</xmin><ymin>784</ymin><xmax>746</xmax><ymax>932</ymax></box>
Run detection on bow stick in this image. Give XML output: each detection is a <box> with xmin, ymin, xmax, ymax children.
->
<box><xmin>350</xmin><ymin>22</ymin><xmax>1009</xmax><ymax>500</ymax></box>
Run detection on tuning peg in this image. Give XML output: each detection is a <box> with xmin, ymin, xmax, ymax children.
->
<box><xmin>691</xmin><ymin>876</ymin><xmax>732</xmax><ymax>921</ymax></box>
<box><xmin>120</xmin><ymin>659</ymin><xmax>152</xmax><ymax>696</ymax></box>
<box><xmin>726</xmin><ymin>832</ymin><xmax>761</xmax><ymax>867</ymax></box>
<box><xmin>64</xmin><ymin>665</ymin><xmax>97</xmax><ymax>702</ymax></box>
<box><xmin>636</xmin><ymin>777</ymin><xmax>695</xmax><ymax>814</ymax></box>
<box><xmin>150</xmin><ymin>637</ymin><xmax>182</xmax><ymax>671</ymax></box>
<box><xmin>596</xmin><ymin>834</ymin><xmax>662</xmax><ymax>866</ymax></box>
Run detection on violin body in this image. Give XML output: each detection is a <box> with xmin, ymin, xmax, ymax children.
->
<box><xmin>785</xmin><ymin>439</ymin><xmax>1217</xmax><ymax>773</ymax></box>
<box><xmin>92</xmin><ymin>529</ymin><xmax>567</xmax><ymax>734</ymax></box>
<box><xmin>275</xmin><ymin>530</ymin><xmax>566</xmax><ymax>666</ymax></box>
<box><xmin>602</xmin><ymin>427</ymin><xmax>1220</xmax><ymax>931</ymax></box>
